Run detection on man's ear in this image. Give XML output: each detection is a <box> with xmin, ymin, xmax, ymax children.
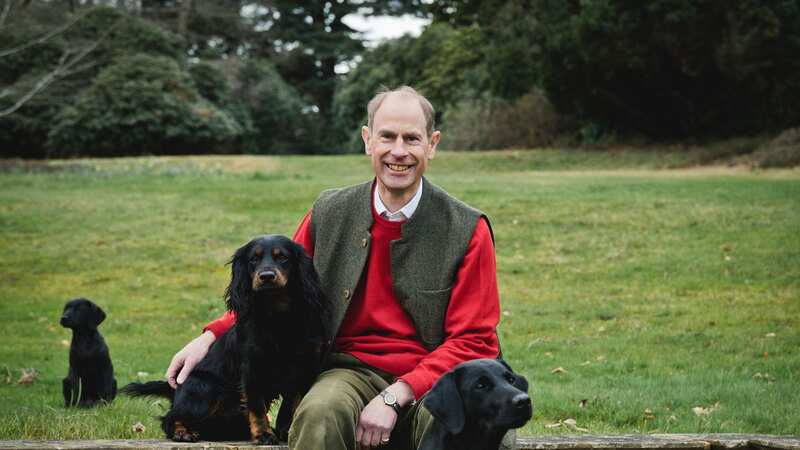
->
<box><xmin>423</xmin><ymin>369</ymin><xmax>465</xmax><ymax>435</ymax></box>
<box><xmin>427</xmin><ymin>130</ymin><xmax>440</xmax><ymax>160</ymax></box>
<box><xmin>362</xmin><ymin>125</ymin><xmax>371</xmax><ymax>155</ymax></box>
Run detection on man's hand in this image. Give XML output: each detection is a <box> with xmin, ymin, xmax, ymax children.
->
<box><xmin>356</xmin><ymin>381</ymin><xmax>415</xmax><ymax>448</ymax></box>
<box><xmin>165</xmin><ymin>330</ymin><xmax>216</xmax><ymax>389</ymax></box>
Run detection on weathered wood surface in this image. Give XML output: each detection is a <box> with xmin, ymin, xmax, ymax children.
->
<box><xmin>0</xmin><ymin>435</ymin><xmax>798</xmax><ymax>450</ymax></box>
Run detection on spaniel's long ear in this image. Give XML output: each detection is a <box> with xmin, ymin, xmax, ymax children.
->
<box><xmin>423</xmin><ymin>368</ymin><xmax>465</xmax><ymax>435</ymax></box>
<box><xmin>290</xmin><ymin>242</ymin><xmax>331</xmax><ymax>341</ymax></box>
<box><xmin>225</xmin><ymin>241</ymin><xmax>252</xmax><ymax>316</ymax></box>
<box><xmin>90</xmin><ymin>302</ymin><xmax>106</xmax><ymax>328</ymax></box>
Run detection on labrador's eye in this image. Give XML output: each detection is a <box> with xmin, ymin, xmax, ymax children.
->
<box><xmin>276</xmin><ymin>254</ymin><xmax>289</xmax><ymax>262</ymax></box>
<box><xmin>505</xmin><ymin>374</ymin><xmax>516</xmax><ymax>384</ymax></box>
<box><xmin>475</xmin><ymin>376</ymin><xmax>492</xmax><ymax>390</ymax></box>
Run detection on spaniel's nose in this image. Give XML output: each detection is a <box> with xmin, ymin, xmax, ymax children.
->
<box><xmin>258</xmin><ymin>270</ymin><xmax>277</xmax><ymax>282</ymax></box>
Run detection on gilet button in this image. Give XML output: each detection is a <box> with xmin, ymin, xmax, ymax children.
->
<box><xmin>344</xmin><ymin>289</ymin><xmax>351</xmax><ymax>299</ymax></box>
<box><xmin>361</xmin><ymin>238</ymin><xmax>368</xmax><ymax>248</ymax></box>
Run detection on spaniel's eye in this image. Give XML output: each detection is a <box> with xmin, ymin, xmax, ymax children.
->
<box><xmin>249</xmin><ymin>256</ymin><xmax>260</xmax><ymax>264</ymax></box>
<box><xmin>505</xmin><ymin>374</ymin><xmax>516</xmax><ymax>384</ymax></box>
<box><xmin>276</xmin><ymin>254</ymin><xmax>289</xmax><ymax>262</ymax></box>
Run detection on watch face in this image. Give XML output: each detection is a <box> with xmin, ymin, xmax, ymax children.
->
<box><xmin>383</xmin><ymin>391</ymin><xmax>397</xmax><ymax>405</ymax></box>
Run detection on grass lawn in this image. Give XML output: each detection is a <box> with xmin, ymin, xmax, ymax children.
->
<box><xmin>0</xmin><ymin>150</ymin><xmax>798</xmax><ymax>439</ymax></box>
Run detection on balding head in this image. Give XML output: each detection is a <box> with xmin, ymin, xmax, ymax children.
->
<box><xmin>366</xmin><ymin>86</ymin><xmax>436</xmax><ymax>137</ymax></box>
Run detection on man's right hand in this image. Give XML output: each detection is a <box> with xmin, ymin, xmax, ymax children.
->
<box><xmin>165</xmin><ymin>330</ymin><xmax>216</xmax><ymax>389</ymax></box>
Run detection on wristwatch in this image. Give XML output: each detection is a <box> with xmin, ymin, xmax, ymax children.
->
<box><xmin>379</xmin><ymin>390</ymin><xmax>402</xmax><ymax>415</ymax></box>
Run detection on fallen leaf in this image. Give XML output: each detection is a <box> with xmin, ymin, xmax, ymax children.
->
<box><xmin>765</xmin><ymin>332</ymin><xmax>776</xmax><ymax>338</ymax></box>
<box><xmin>544</xmin><ymin>352</ymin><xmax>553</xmax><ymax>358</ymax></box>
<box><xmin>562</xmin><ymin>418</ymin><xmax>590</xmax><ymax>432</ymax></box>
<box><xmin>3</xmin><ymin>366</ymin><xmax>11</xmax><ymax>384</ymax></box>
<box><xmin>503</xmin><ymin>310</ymin><xmax>511</xmax><ymax>317</ymax></box>
<box><xmin>60</xmin><ymin>339</ymin><xmax>70</xmax><ymax>347</ymax></box>
<box><xmin>137</xmin><ymin>371</ymin><xmax>149</xmax><ymax>378</ymax></box>
<box><xmin>692</xmin><ymin>402</ymin><xmax>720</xmax><ymax>416</ymax></box>
<box><xmin>551</xmin><ymin>367</ymin><xmax>567</xmax><ymax>374</ymax></box>
<box><xmin>17</xmin><ymin>368</ymin><xmax>38</xmax><ymax>385</ymax></box>
<box><xmin>545</xmin><ymin>422</ymin><xmax>562</xmax><ymax>429</ymax></box>
<box><xmin>131</xmin><ymin>422</ymin><xmax>146</xmax><ymax>433</ymax></box>
<box><xmin>753</xmin><ymin>372</ymin><xmax>775</xmax><ymax>382</ymax></box>
<box><xmin>644</xmin><ymin>408</ymin><xmax>655</xmax><ymax>420</ymax></box>
<box><xmin>595</xmin><ymin>355</ymin><xmax>606</xmax><ymax>362</ymax></box>
<box><xmin>579</xmin><ymin>361</ymin><xmax>591</xmax><ymax>366</ymax></box>
<box><xmin>578</xmin><ymin>399</ymin><xmax>588</xmax><ymax>408</ymax></box>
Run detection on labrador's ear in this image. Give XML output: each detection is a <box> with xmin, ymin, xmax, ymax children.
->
<box><xmin>513</xmin><ymin>372</ymin><xmax>529</xmax><ymax>393</ymax></box>
<box><xmin>497</xmin><ymin>359</ymin><xmax>529</xmax><ymax>392</ymax></box>
<box><xmin>90</xmin><ymin>303</ymin><xmax>106</xmax><ymax>327</ymax></box>
<box><xmin>423</xmin><ymin>369</ymin><xmax>465</xmax><ymax>435</ymax></box>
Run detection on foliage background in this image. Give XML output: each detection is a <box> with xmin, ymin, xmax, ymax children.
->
<box><xmin>2</xmin><ymin>0</ymin><xmax>799</xmax><ymax>157</ymax></box>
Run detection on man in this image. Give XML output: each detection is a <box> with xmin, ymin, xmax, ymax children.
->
<box><xmin>166</xmin><ymin>86</ymin><xmax>503</xmax><ymax>449</ymax></box>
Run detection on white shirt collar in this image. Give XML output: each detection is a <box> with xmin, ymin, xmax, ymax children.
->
<box><xmin>373</xmin><ymin>181</ymin><xmax>424</xmax><ymax>221</ymax></box>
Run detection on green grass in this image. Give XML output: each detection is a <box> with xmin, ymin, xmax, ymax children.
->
<box><xmin>1</xmin><ymin>150</ymin><xmax>798</xmax><ymax>439</ymax></box>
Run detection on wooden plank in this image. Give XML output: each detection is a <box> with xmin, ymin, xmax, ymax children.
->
<box><xmin>0</xmin><ymin>435</ymin><xmax>797</xmax><ymax>450</ymax></box>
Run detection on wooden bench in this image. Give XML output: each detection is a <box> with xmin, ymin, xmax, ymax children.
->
<box><xmin>1</xmin><ymin>434</ymin><xmax>798</xmax><ymax>450</ymax></box>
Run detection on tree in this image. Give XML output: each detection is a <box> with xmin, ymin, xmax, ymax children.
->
<box><xmin>46</xmin><ymin>53</ymin><xmax>242</xmax><ymax>156</ymax></box>
<box><xmin>0</xmin><ymin>4</ymin><xmax>185</xmax><ymax>156</ymax></box>
<box><xmin>529</xmin><ymin>0</ymin><xmax>800</xmax><ymax>137</ymax></box>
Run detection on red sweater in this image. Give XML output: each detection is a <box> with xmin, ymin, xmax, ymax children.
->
<box><xmin>205</xmin><ymin>205</ymin><xmax>500</xmax><ymax>398</ymax></box>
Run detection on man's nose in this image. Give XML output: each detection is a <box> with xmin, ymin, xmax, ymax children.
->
<box><xmin>389</xmin><ymin>137</ymin><xmax>408</xmax><ymax>156</ymax></box>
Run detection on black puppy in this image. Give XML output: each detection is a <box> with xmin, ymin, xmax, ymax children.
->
<box><xmin>124</xmin><ymin>235</ymin><xmax>328</xmax><ymax>444</ymax></box>
<box><xmin>420</xmin><ymin>359</ymin><xmax>532</xmax><ymax>450</ymax></box>
<box><xmin>60</xmin><ymin>298</ymin><xmax>117</xmax><ymax>407</ymax></box>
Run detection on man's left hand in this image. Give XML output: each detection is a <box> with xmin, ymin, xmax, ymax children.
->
<box><xmin>356</xmin><ymin>381</ymin><xmax>415</xmax><ymax>448</ymax></box>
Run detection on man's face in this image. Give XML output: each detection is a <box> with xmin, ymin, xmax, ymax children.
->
<box><xmin>362</xmin><ymin>93</ymin><xmax>440</xmax><ymax>200</ymax></box>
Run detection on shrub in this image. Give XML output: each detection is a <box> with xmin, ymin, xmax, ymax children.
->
<box><xmin>440</xmin><ymin>90</ymin><xmax>561</xmax><ymax>150</ymax></box>
<box><xmin>46</xmin><ymin>54</ymin><xmax>242</xmax><ymax>156</ymax></box>
<box><xmin>753</xmin><ymin>128</ymin><xmax>800</xmax><ymax>168</ymax></box>
<box><xmin>235</xmin><ymin>58</ymin><xmax>317</xmax><ymax>154</ymax></box>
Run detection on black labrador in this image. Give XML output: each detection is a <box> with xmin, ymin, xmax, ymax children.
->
<box><xmin>420</xmin><ymin>358</ymin><xmax>532</xmax><ymax>450</ymax></box>
<box><xmin>60</xmin><ymin>298</ymin><xmax>117</xmax><ymax>407</ymax></box>
<box><xmin>123</xmin><ymin>235</ymin><xmax>329</xmax><ymax>444</ymax></box>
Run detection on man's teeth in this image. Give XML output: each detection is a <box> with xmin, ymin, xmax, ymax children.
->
<box><xmin>387</xmin><ymin>164</ymin><xmax>411</xmax><ymax>172</ymax></box>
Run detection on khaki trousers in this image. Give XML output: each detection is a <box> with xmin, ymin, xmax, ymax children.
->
<box><xmin>288</xmin><ymin>353</ymin><xmax>433</xmax><ymax>450</ymax></box>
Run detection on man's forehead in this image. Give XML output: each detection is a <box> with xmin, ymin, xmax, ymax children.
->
<box><xmin>373</xmin><ymin>93</ymin><xmax>426</xmax><ymax>128</ymax></box>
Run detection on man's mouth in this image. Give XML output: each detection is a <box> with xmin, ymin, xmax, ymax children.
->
<box><xmin>386</xmin><ymin>163</ymin><xmax>412</xmax><ymax>172</ymax></box>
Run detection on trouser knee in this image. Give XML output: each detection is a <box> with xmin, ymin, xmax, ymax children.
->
<box><xmin>289</xmin><ymin>395</ymin><xmax>359</xmax><ymax>449</ymax></box>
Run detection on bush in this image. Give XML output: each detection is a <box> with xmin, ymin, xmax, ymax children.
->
<box><xmin>440</xmin><ymin>90</ymin><xmax>561</xmax><ymax>150</ymax></box>
<box><xmin>235</xmin><ymin>59</ymin><xmax>318</xmax><ymax>154</ymax></box>
<box><xmin>46</xmin><ymin>54</ymin><xmax>242</xmax><ymax>156</ymax></box>
<box><xmin>752</xmin><ymin>128</ymin><xmax>800</xmax><ymax>168</ymax></box>
<box><xmin>0</xmin><ymin>6</ymin><xmax>188</xmax><ymax>158</ymax></box>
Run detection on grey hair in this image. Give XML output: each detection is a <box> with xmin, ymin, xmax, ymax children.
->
<box><xmin>366</xmin><ymin>86</ymin><xmax>436</xmax><ymax>136</ymax></box>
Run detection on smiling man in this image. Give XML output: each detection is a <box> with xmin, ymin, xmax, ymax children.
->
<box><xmin>166</xmin><ymin>86</ymin><xmax>503</xmax><ymax>449</ymax></box>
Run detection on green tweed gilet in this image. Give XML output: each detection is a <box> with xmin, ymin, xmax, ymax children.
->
<box><xmin>310</xmin><ymin>177</ymin><xmax>491</xmax><ymax>351</ymax></box>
